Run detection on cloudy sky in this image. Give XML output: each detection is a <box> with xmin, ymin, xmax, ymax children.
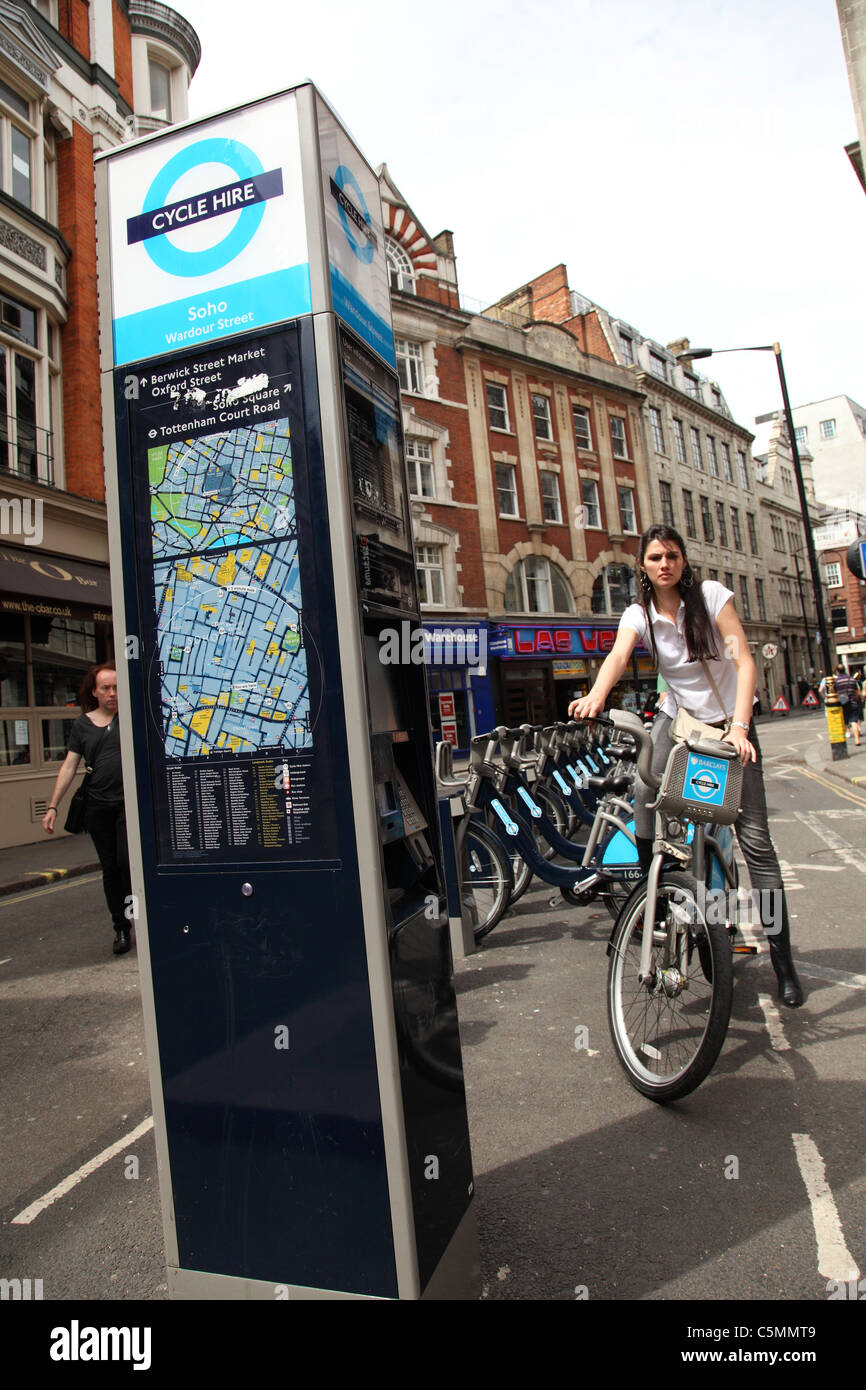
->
<box><xmin>171</xmin><ymin>0</ymin><xmax>864</xmax><ymax>434</ymax></box>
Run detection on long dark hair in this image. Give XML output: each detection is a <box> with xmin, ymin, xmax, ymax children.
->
<box><xmin>79</xmin><ymin>663</ymin><xmax>117</xmax><ymax>713</ymax></box>
<box><xmin>638</xmin><ymin>525</ymin><xmax>721</xmax><ymax>664</ymax></box>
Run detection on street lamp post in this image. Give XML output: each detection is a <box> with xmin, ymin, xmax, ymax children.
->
<box><xmin>676</xmin><ymin>343</ymin><xmax>833</xmax><ymax>671</ymax></box>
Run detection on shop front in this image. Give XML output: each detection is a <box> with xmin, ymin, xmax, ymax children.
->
<box><xmin>423</xmin><ymin>621</ymin><xmax>495</xmax><ymax>751</ymax></box>
<box><xmin>489</xmin><ymin>621</ymin><xmax>655</xmax><ymax>726</ymax></box>
<box><xmin>0</xmin><ymin>545</ymin><xmax>114</xmax><ymax>848</ymax></box>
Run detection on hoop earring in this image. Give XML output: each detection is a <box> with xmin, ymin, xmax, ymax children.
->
<box><xmin>680</xmin><ymin>565</ymin><xmax>694</xmax><ymax>590</ymax></box>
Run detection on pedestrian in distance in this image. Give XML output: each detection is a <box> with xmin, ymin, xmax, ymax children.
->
<box><xmin>568</xmin><ymin>523</ymin><xmax>804</xmax><ymax>1007</ymax></box>
<box><xmin>830</xmin><ymin>662</ymin><xmax>861</xmax><ymax>746</ymax></box>
<box><xmin>42</xmin><ymin>663</ymin><xmax>134</xmax><ymax>956</ymax></box>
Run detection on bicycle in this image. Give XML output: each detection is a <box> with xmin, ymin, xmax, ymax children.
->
<box><xmin>603</xmin><ymin>708</ymin><xmax>742</xmax><ymax>1102</ymax></box>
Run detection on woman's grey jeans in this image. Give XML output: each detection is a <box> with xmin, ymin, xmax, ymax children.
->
<box><xmin>634</xmin><ymin>712</ymin><xmax>786</xmax><ymax>935</ymax></box>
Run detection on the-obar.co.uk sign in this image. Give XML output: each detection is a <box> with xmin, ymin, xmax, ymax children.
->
<box><xmin>492</xmin><ymin>625</ymin><xmax>644</xmax><ymax>658</ymax></box>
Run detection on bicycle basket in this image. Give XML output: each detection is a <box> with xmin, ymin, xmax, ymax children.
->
<box><xmin>650</xmin><ymin>740</ymin><xmax>743</xmax><ymax>825</ymax></box>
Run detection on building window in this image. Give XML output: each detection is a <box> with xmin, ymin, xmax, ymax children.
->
<box><xmin>396</xmin><ymin>338</ymin><xmax>424</xmax><ymax>394</ymax></box>
<box><xmin>682</xmin><ymin>488</ymin><xmax>696</xmax><ymax>538</ymax></box>
<box><xmin>721</xmin><ymin>442</ymin><xmax>733</xmax><ymax>484</ymax></box>
<box><xmin>0</xmin><ymin>79</ymin><xmax>35</xmax><ymax>209</ymax></box>
<box><xmin>572</xmin><ymin>405</ymin><xmax>593</xmax><ymax>450</ymax></box>
<box><xmin>531</xmin><ymin>393</ymin><xmax>552</xmax><ymax>441</ymax></box>
<box><xmin>794</xmin><ymin>425</ymin><xmax>807</xmax><ymax>446</ymax></box>
<box><xmin>707</xmin><ymin>569</ymin><xmax>719</xmax><ymax>583</ymax></box>
<box><xmin>684</xmin><ymin>373</ymin><xmax>700</xmax><ymax>400</ymax></box>
<box><xmin>672</xmin><ymin>418</ymin><xmax>686</xmax><ymax>464</ymax></box>
<box><xmin>406</xmin><ymin>438</ymin><xmax>435</xmax><ymax>498</ymax></box>
<box><xmin>486</xmin><ymin>382</ymin><xmax>509</xmax><ymax>431</ymax></box>
<box><xmin>649</xmin><ymin>352</ymin><xmax>668</xmax><ymax>381</ymax></box>
<box><xmin>824</xmin><ymin>561</ymin><xmax>842</xmax><ymax>588</ymax></box>
<box><xmin>29</xmin><ymin>0</ymin><xmax>58</xmax><ymax>19</ymax></box>
<box><xmin>580</xmin><ymin>477</ymin><xmax>601</xmax><ymax>529</ymax></box>
<box><xmin>149</xmin><ymin>58</ymin><xmax>172</xmax><ymax>123</ymax></box>
<box><xmin>386</xmin><ymin>236</ymin><xmax>415</xmax><ymax>293</ymax></box>
<box><xmin>739</xmin><ymin>575</ymin><xmax>752</xmax><ymax>620</ymax></box>
<box><xmin>416</xmin><ymin>544</ymin><xmax>445</xmax><ymax>605</ymax></box>
<box><xmin>659</xmin><ymin>480</ymin><xmax>675</xmax><ymax>528</ymax></box>
<box><xmin>649</xmin><ymin>406</ymin><xmax>665</xmax><ymax>453</ymax></box>
<box><xmin>755</xmin><ymin>577</ymin><xmax>766</xmax><ymax>621</ymax></box>
<box><xmin>700</xmin><ymin>495</ymin><xmax>714</xmax><ymax>543</ymax></box>
<box><xmin>619</xmin><ymin>333</ymin><xmax>634</xmax><ymax>365</ymax></box>
<box><xmin>505</xmin><ymin>557</ymin><xmax>574</xmax><ymax>614</ymax></box>
<box><xmin>747</xmin><ymin>512</ymin><xmax>758</xmax><ymax>555</ymax></box>
<box><xmin>609</xmin><ymin>416</ymin><xmax>628</xmax><ymax>459</ymax></box>
<box><xmin>591</xmin><ymin>563</ymin><xmax>636</xmax><ymax>616</ymax></box>
<box><xmin>715</xmin><ymin>501</ymin><xmax>728</xmax><ymax>548</ymax></box>
<box><xmin>819</xmin><ymin>418</ymin><xmax>836</xmax><ymax>440</ymax></box>
<box><xmin>0</xmin><ymin>612</ymin><xmax>103</xmax><ymax>772</ymax></box>
<box><xmin>540</xmin><ymin>470</ymin><xmax>562</xmax><ymax>523</ymax></box>
<box><xmin>781</xmin><ymin>467</ymin><xmax>795</xmax><ymax>498</ymax></box>
<box><xmin>707</xmin><ymin>436</ymin><xmax>719</xmax><ymax>478</ymax></box>
<box><xmin>618</xmin><ymin>486</ymin><xmax>636</xmax><ymax>534</ymax></box>
<box><xmin>770</xmin><ymin>517</ymin><xmax>785</xmax><ymax>551</ymax></box>
<box><xmin>724</xmin><ymin>570</ymin><xmax>734</xmax><ymax>593</ymax></box>
<box><xmin>730</xmin><ymin>507</ymin><xmax>742</xmax><ymax>551</ymax></box>
<box><xmin>690</xmin><ymin>426</ymin><xmax>703</xmax><ymax>471</ymax></box>
<box><xmin>495</xmin><ymin>463</ymin><xmax>518</xmax><ymax>516</ymax></box>
<box><xmin>0</xmin><ymin>293</ymin><xmax>50</xmax><ymax>481</ymax></box>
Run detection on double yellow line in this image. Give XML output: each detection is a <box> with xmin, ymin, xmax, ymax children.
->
<box><xmin>795</xmin><ymin>765</ymin><xmax>866</xmax><ymax>807</ymax></box>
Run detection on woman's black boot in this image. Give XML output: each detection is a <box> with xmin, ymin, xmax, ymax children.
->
<box><xmin>635</xmin><ymin>835</ymin><xmax>654</xmax><ymax>877</ymax></box>
<box><xmin>765</xmin><ymin>896</ymin><xmax>804</xmax><ymax>1007</ymax></box>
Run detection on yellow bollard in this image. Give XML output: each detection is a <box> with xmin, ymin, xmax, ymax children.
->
<box><xmin>824</xmin><ymin>675</ymin><xmax>849</xmax><ymax>761</ymax></box>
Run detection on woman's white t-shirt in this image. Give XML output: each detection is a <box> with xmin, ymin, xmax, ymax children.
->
<box><xmin>619</xmin><ymin>580</ymin><xmax>752</xmax><ymax>723</ymax></box>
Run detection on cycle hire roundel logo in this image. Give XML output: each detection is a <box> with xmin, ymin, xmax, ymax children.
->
<box><xmin>129</xmin><ymin>138</ymin><xmax>281</xmax><ymax>278</ymax></box>
<box><xmin>684</xmin><ymin>754</ymin><xmax>726</xmax><ymax>805</ymax></box>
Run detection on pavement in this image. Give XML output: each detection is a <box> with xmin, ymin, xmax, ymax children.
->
<box><xmin>0</xmin><ymin>709</ymin><xmax>862</xmax><ymax>901</ymax></box>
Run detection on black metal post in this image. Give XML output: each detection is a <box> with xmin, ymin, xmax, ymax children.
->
<box><xmin>772</xmin><ymin>344</ymin><xmax>833</xmax><ymax>677</ymax></box>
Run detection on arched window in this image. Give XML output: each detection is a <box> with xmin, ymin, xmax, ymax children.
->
<box><xmin>504</xmin><ymin>558</ymin><xmax>574</xmax><ymax>614</ymax></box>
<box><xmin>386</xmin><ymin>236</ymin><xmax>415</xmax><ymax>293</ymax></box>
<box><xmin>591</xmin><ymin>564</ymin><xmax>636</xmax><ymax>615</ymax></box>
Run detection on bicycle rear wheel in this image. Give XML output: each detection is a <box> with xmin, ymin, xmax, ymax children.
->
<box><xmin>460</xmin><ymin>820</ymin><xmax>513</xmax><ymax>941</ymax></box>
<box><xmin>606</xmin><ymin>870</ymin><xmax>733</xmax><ymax>1103</ymax></box>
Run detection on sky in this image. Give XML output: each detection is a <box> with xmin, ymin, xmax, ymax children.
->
<box><xmin>170</xmin><ymin>0</ymin><xmax>864</xmax><ymax>435</ymax></box>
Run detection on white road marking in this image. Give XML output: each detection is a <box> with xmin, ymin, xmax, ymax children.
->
<box><xmin>793</xmin><ymin>811</ymin><xmax>866</xmax><ymax>875</ymax></box>
<box><xmin>756</xmin><ymin>992</ymin><xmax>794</xmax><ymax>1076</ymax></box>
<box><xmin>11</xmin><ymin>1116</ymin><xmax>154</xmax><ymax>1225</ymax></box>
<box><xmin>792</xmin><ymin>1133</ymin><xmax>861</xmax><ymax>1282</ymax></box>
<box><xmin>796</xmin><ymin>962</ymin><xmax>866</xmax><ymax>991</ymax></box>
<box><xmin>783</xmin><ymin>863</ymin><xmax>845</xmax><ymax>872</ymax></box>
<box><xmin>0</xmin><ymin>957</ymin><xmax>11</xmax><ymax>965</ymax></box>
<box><xmin>778</xmin><ymin>860</ymin><xmax>804</xmax><ymax>890</ymax></box>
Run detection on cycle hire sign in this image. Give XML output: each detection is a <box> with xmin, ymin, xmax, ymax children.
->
<box><xmin>682</xmin><ymin>752</ymin><xmax>728</xmax><ymax>810</ymax></box>
<box><xmin>106</xmin><ymin>92</ymin><xmax>311</xmax><ymax>367</ymax></box>
<box><xmin>316</xmin><ymin>94</ymin><xmax>394</xmax><ymax>367</ymax></box>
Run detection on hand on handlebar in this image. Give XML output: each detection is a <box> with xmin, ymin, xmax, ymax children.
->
<box><xmin>568</xmin><ymin>692</ymin><xmax>605</xmax><ymax>720</ymax></box>
<box><xmin>722</xmin><ymin>727</ymin><xmax>756</xmax><ymax>766</ymax></box>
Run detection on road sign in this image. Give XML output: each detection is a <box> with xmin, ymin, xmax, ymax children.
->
<box><xmin>801</xmin><ymin>689</ymin><xmax>819</xmax><ymax>707</ymax></box>
<box><xmin>771</xmin><ymin>694</ymin><xmax>790</xmax><ymax>712</ymax></box>
<box><xmin>762</xmin><ymin>642</ymin><xmax>779</xmax><ymax>659</ymax></box>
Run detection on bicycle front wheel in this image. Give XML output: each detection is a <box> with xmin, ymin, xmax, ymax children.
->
<box><xmin>461</xmin><ymin>820</ymin><xmax>513</xmax><ymax>941</ymax></box>
<box><xmin>606</xmin><ymin>871</ymin><xmax>733</xmax><ymax>1103</ymax></box>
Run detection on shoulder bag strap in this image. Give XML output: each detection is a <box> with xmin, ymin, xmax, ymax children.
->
<box><xmin>700</xmin><ymin>660</ymin><xmax>732</xmax><ymax>729</ymax></box>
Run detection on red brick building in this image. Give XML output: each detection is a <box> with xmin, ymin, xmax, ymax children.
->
<box><xmin>0</xmin><ymin>0</ymin><xmax>199</xmax><ymax>847</ymax></box>
<box><xmin>380</xmin><ymin>174</ymin><xmax>656</xmax><ymax>736</ymax></box>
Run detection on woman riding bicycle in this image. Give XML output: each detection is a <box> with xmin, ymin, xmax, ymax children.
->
<box><xmin>568</xmin><ymin>524</ymin><xmax>803</xmax><ymax>1008</ymax></box>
